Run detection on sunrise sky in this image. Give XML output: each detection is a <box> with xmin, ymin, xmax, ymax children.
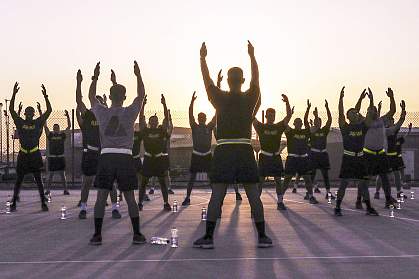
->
<box><xmin>1</xmin><ymin>0</ymin><xmax>418</xmax><ymax>125</ymax></box>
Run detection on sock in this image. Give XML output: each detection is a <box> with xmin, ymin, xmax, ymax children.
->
<box><xmin>277</xmin><ymin>194</ymin><xmax>284</xmax><ymax>203</ymax></box>
<box><xmin>81</xmin><ymin>203</ymin><xmax>87</xmax><ymax>211</ymax></box>
<box><xmin>205</xmin><ymin>221</ymin><xmax>216</xmax><ymax>238</ymax></box>
<box><xmin>255</xmin><ymin>221</ymin><xmax>266</xmax><ymax>238</ymax></box>
<box><xmin>112</xmin><ymin>203</ymin><xmax>118</xmax><ymax>211</ymax></box>
<box><xmin>94</xmin><ymin>218</ymin><xmax>103</xmax><ymax>236</ymax></box>
<box><xmin>130</xmin><ymin>217</ymin><xmax>140</xmax><ymax>234</ymax></box>
<box><xmin>364</xmin><ymin>199</ymin><xmax>372</xmax><ymax>210</ymax></box>
<box><xmin>336</xmin><ymin>199</ymin><xmax>342</xmax><ymax>209</ymax></box>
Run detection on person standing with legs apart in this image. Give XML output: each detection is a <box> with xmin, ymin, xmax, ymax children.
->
<box><xmin>193</xmin><ymin>41</ymin><xmax>272</xmax><ymax>249</ymax></box>
<box><xmin>137</xmin><ymin>95</ymin><xmax>172</xmax><ymax>212</ymax></box>
<box><xmin>88</xmin><ymin>61</ymin><xmax>146</xmax><ymax>245</ymax></box>
<box><xmin>309</xmin><ymin>101</ymin><xmax>334</xmax><ymax>200</ymax></box>
<box><xmin>44</xmin><ymin>110</ymin><xmax>71</xmax><ymax>196</ymax></box>
<box><xmin>182</xmin><ymin>91</ymin><xmax>216</xmax><ymax>206</ymax></box>
<box><xmin>253</xmin><ymin>94</ymin><xmax>292</xmax><ymax>209</ymax></box>
<box><xmin>9</xmin><ymin>83</ymin><xmax>52</xmax><ymax>212</ymax></box>
<box><xmin>76</xmin><ymin>70</ymin><xmax>121</xmax><ymax>220</ymax></box>
<box><xmin>334</xmin><ymin>87</ymin><xmax>378</xmax><ymax>216</ymax></box>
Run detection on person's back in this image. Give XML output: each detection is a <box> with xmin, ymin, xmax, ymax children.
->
<box><xmin>340</xmin><ymin>121</ymin><xmax>367</xmax><ymax>154</ymax></box>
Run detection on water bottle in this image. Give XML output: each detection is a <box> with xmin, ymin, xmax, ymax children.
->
<box><xmin>60</xmin><ymin>205</ymin><xmax>67</xmax><ymax>220</ymax></box>
<box><xmin>396</xmin><ymin>199</ymin><xmax>401</xmax><ymax>210</ymax></box>
<box><xmin>47</xmin><ymin>193</ymin><xmax>52</xmax><ymax>203</ymax></box>
<box><xmin>400</xmin><ymin>192</ymin><xmax>405</xmax><ymax>203</ymax></box>
<box><xmin>150</xmin><ymin>237</ymin><xmax>169</xmax><ymax>245</ymax></box>
<box><xmin>410</xmin><ymin>191</ymin><xmax>415</xmax><ymax>200</ymax></box>
<box><xmin>201</xmin><ymin>207</ymin><xmax>207</xmax><ymax>221</ymax></box>
<box><xmin>5</xmin><ymin>195</ymin><xmax>11</xmax><ymax>214</ymax></box>
<box><xmin>334</xmin><ymin>190</ymin><xmax>338</xmax><ymax>197</ymax></box>
<box><xmin>327</xmin><ymin>192</ymin><xmax>332</xmax><ymax>204</ymax></box>
<box><xmin>171</xmin><ymin>228</ymin><xmax>178</xmax><ymax>248</ymax></box>
<box><xmin>116</xmin><ymin>195</ymin><xmax>120</xmax><ymax>208</ymax></box>
<box><xmin>389</xmin><ymin>205</ymin><xmax>395</xmax><ymax>218</ymax></box>
<box><xmin>172</xmin><ymin>200</ymin><xmax>178</xmax><ymax>213</ymax></box>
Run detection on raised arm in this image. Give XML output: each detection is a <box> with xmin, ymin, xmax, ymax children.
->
<box><xmin>252</xmin><ymin>92</ymin><xmax>261</xmax><ymax>119</ymax></box>
<box><xmin>75</xmin><ymin>70</ymin><xmax>87</xmax><ymax>115</ymax></box>
<box><xmin>355</xmin><ymin>89</ymin><xmax>367</xmax><ymax>112</ymax></box>
<box><xmin>392</xmin><ymin>100</ymin><xmax>406</xmax><ymax>131</ymax></box>
<box><xmin>64</xmin><ymin>110</ymin><xmax>71</xmax><ymax>130</ymax></box>
<box><xmin>364</xmin><ymin>87</ymin><xmax>376</xmax><ymax>126</ymax></box>
<box><xmin>89</xmin><ymin>62</ymin><xmax>100</xmax><ymax>107</ymax></box>
<box><xmin>200</xmin><ymin>42</ymin><xmax>215</xmax><ymax>93</ymax></box>
<box><xmin>208</xmin><ymin>114</ymin><xmax>216</xmax><ymax>129</ymax></box>
<box><xmin>281</xmin><ymin>94</ymin><xmax>293</xmax><ymax>126</ymax></box>
<box><xmin>338</xmin><ymin>86</ymin><xmax>347</xmax><ymax>127</ymax></box>
<box><xmin>167</xmin><ymin>110</ymin><xmax>174</xmax><ymax>136</ymax></box>
<box><xmin>44</xmin><ymin>122</ymin><xmax>50</xmax><ymax>135</ymax></box>
<box><xmin>138</xmin><ymin>95</ymin><xmax>147</xmax><ymax>124</ymax></box>
<box><xmin>75</xmin><ymin>107</ymin><xmax>83</xmax><ymax>127</ymax></box>
<box><xmin>134</xmin><ymin>61</ymin><xmax>145</xmax><ymax>101</ymax></box>
<box><xmin>216</xmin><ymin>70</ymin><xmax>223</xmax><ymax>88</ymax></box>
<box><xmin>377</xmin><ymin>101</ymin><xmax>382</xmax><ymax>118</ymax></box>
<box><xmin>382</xmin><ymin>87</ymin><xmax>396</xmax><ymax>120</ymax></box>
<box><xmin>189</xmin><ymin>91</ymin><xmax>198</xmax><ymax>127</ymax></box>
<box><xmin>39</xmin><ymin>84</ymin><xmax>52</xmax><ymax>124</ymax></box>
<box><xmin>111</xmin><ymin>69</ymin><xmax>117</xmax><ymax>85</ymax></box>
<box><xmin>325</xmin><ymin>100</ymin><xmax>332</xmax><ymax>129</ymax></box>
<box><xmin>161</xmin><ymin>94</ymin><xmax>169</xmax><ymax>130</ymax></box>
<box><xmin>248</xmin><ymin>41</ymin><xmax>259</xmax><ymax>89</ymax></box>
<box><xmin>17</xmin><ymin>102</ymin><xmax>23</xmax><ymax>116</ymax></box>
<box><xmin>304</xmin><ymin>99</ymin><xmax>311</xmax><ymax>129</ymax></box>
<box><xmin>9</xmin><ymin>83</ymin><xmax>20</xmax><ymax>121</ymax></box>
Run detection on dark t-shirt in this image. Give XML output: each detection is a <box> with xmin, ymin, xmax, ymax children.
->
<box><xmin>254</xmin><ymin>121</ymin><xmax>286</xmax><ymax>153</ymax></box>
<box><xmin>132</xmin><ymin>131</ymin><xmax>142</xmax><ymax>156</ymax></box>
<box><xmin>80</xmin><ymin>110</ymin><xmax>100</xmax><ymax>149</ymax></box>
<box><xmin>310</xmin><ymin>126</ymin><xmax>330</xmax><ymax>150</ymax></box>
<box><xmin>14</xmin><ymin>117</ymin><xmax>45</xmax><ymax>150</ymax></box>
<box><xmin>208</xmin><ymin>84</ymin><xmax>259</xmax><ymax>139</ymax></box>
<box><xmin>47</xmin><ymin>132</ymin><xmax>66</xmax><ymax>155</ymax></box>
<box><xmin>140</xmin><ymin>127</ymin><xmax>169</xmax><ymax>155</ymax></box>
<box><xmin>285</xmin><ymin>128</ymin><xmax>311</xmax><ymax>155</ymax></box>
<box><xmin>340</xmin><ymin>122</ymin><xmax>368</xmax><ymax>153</ymax></box>
<box><xmin>191</xmin><ymin>122</ymin><xmax>214</xmax><ymax>153</ymax></box>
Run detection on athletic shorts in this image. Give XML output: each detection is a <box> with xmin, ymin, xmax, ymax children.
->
<box><xmin>141</xmin><ymin>155</ymin><xmax>168</xmax><ymax>178</ymax></box>
<box><xmin>94</xmin><ymin>153</ymin><xmax>138</xmax><ymax>191</ymax></box>
<box><xmin>284</xmin><ymin>156</ymin><xmax>312</xmax><ymax>176</ymax></box>
<box><xmin>16</xmin><ymin>150</ymin><xmax>43</xmax><ymax>175</ymax></box>
<box><xmin>364</xmin><ymin>152</ymin><xmax>390</xmax><ymax>176</ymax></box>
<box><xmin>48</xmin><ymin>156</ymin><xmax>66</xmax><ymax>172</ymax></box>
<box><xmin>190</xmin><ymin>153</ymin><xmax>212</xmax><ymax>173</ymax></box>
<box><xmin>81</xmin><ymin>150</ymin><xmax>99</xmax><ymax>177</ymax></box>
<box><xmin>162</xmin><ymin>155</ymin><xmax>170</xmax><ymax>171</ymax></box>
<box><xmin>309</xmin><ymin>151</ymin><xmax>330</xmax><ymax>170</ymax></box>
<box><xmin>258</xmin><ymin>154</ymin><xmax>283</xmax><ymax>177</ymax></box>
<box><xmin>210</xmin><ymin>144</ymin><xmax>259</xmax><ymax>184</ymax></box>
<box><xmin>133</xmin><ymin>157</ymin><xmax>142</xmax><ymax>172</ymax></box>
<box><xmin>339</xmin><ymin>155</ymin><xmax>368</xmax><ymax>180</ymax></box>
<box><xmin>387</xmin><ymin>155</ymin><xmax>405</xmax><ymax>171</ymax></box>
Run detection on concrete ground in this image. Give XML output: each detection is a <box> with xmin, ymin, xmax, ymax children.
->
<box><xmin>1</xmin><ymin>187</ymin><xmax>419</xmax><ymax>279</ymax></box>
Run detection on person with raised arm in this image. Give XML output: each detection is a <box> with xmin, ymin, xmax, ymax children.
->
<box><xmin>309</xmin><ymin>100</ymin><xmax>334</xmax><ymax>199</ymax></box>
<box><xmin>44</xmin><ymin>110</ymin><xmax>71</xmax><ymax>196</ymax></box>
<box><xmin>253</xmin><ymin>94</ymin><xmax>292</xmax><ymax>200</ymax></box>
<box><xmin>88</xmin><ymin>61</ymin><xmax>146</xmax><ymax>245</ymax></box>
<box><xmin>193</xmin><ymin>41</ymin><xmax>272</xmax><ymax>249</ymax></box>
<box><xmin>9</xmin><ymin>83</ymin><xmax>52</xmax><ymax>212</ymax></box>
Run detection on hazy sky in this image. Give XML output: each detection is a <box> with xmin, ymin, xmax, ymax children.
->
<box><xmin>1</xmin><ymin>0</ymin><xmax>418</xmax><ymax>122</ymax></box>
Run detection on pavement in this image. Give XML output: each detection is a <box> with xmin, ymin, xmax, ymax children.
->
<box><xmin>1</xmin><ymin>187</ymin><xmax>419</xmax><ymax>279</ymax></box>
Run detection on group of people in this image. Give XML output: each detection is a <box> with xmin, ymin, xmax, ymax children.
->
<box><xmin>7</xmin><ymin>41</ymin><xmax>410</xmax><ymax>249</ymax></box>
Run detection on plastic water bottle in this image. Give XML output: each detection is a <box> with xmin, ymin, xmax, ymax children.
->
<box><xmin>389</xmin><ymin>205</ymin><xmax>395</xmax><ymax>218</ymax></box>
<box><xmin>327</xmin><ymin>192</ymin><xmax>332</xmax><ymax>204</ymax></box>
<box><xmin>47</xmin><ymin>193</ymin><xmax>52</xmax><ymax>203</ymax></box>
<box><xmin>171</xmin><ymin>228</ymin><xmax>178</xmax><ymax>248</ymax></box>
<box><xmin>400</xmin><ymin>192</ymin><xmax>405</xmax><ymax>203</ymax></box>
<box><xmin>396</xmin><ymin>199</ymin><xmax>401</xmax><ymax>210</ymax></box>
<box><xmin>60</xmin><ymin>205</ymin><xmax>67</xmax><ymax>220</ymax></box>
<box><xmin>172</xmin><ymin>200</ymin><xmax>178</xmax><ymax>213</ymax></box>
<box><xmin>5</xmin><ymin>195</ymin><xmax>11</xmax><ymax>214</ymax></box>
<box><xmin>334</xmin><ymin>190</ymin><xmax>338</xmax><ymax>197</ymax></box>
<box><xmin>201</xmin><ymin>207</ymin><xmax>207</xmax><ymax>221</ymax></box>
<box><xmin>150</xmin><ymin>237</ymin><xmax>169</xmax><ymax>245</ymax></box>
<box><xmin>116</xmin><ymin>195</ymin><xmax>120</xmax><ymax>208</ymax></box>
<box><xmin>410</xmin><ymin>191</ymin><xmax>415</xmax><ymax>200</ymax></box>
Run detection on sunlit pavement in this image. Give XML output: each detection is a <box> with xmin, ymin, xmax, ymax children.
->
<box><xmin>1</xmin><ymin>187</ymin><xmax>419</xmax><ymax>279</ymax></box>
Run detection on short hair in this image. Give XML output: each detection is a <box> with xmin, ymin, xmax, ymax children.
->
<box><xmin>266</xmin><ymin>108</ymin><xmax>276</xmax><ymax>114</ymax></box>
<box><xmin>198</xmin><ymin>112</ymin><xmax>206</xmax><ymax>118</ymax></box>
<box><xmin>110</xmin><ymin>84</ymin><xmax>126</xmax><ymax>100</ymax></box>
<box><xmin>227</xmin><ymin>67</ymin><xmax>244</xmax><ymax>78</ymax></box>
<box><xmin>149</xmin><ymin>115</ymin><xmax>158</xmax><ymax>121</ymax></box>
<box><xmin>25</xmin><ymin>106</ymin><xmax>35</xmax><ymax>114</ymax></box>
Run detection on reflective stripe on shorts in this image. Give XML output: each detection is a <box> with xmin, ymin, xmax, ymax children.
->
<box><xmin>144</xmin><ymin>152</ymin><xmax>168</xmax><ymax>157</ymax></box>
<box><xmin>48</xmin><ymin>154</ymin><xmax>65</xmax><ymax>158</ymax></box>
<box><xmin>343</xmin><ymin>150</ymin><xmax>364</xmax><ymax>157</ymax></box>
<box><xmin>310</xmin><ymin>148</ymin><xmax>327</xmax><ymax>153</ymax></box>
<box><xmin>20</xmin><ymin>146</ymin><xmax>39</xmax><ymax>154</ymax></box>
<box><xmin>260</xmin><ymin>150</ymin><xmax>281</xmax><ymax>156</ymax></box>
<box><xmin>101</xmin><ymin>148</ymin><xmax>132</xmax><ymax>155</ymax></box>
<box><xmin>363</xmin><ymin>148</ymin><xmax>385</xmax><ymax>155</ymax></box>
<box><xmin>216</xmin><ymin>138</ymin><xmax>251</xmax><ymax>145</ymax></box>
<box><xmin>287</xmin><ymin>153</ymin><xmax>308</xmax><ymax>158</ymax></box>
<box><xmin>193</xmin><ymin>150</ymin><xmax>212</xmax><ymax>156</ymax></box>
<box><xmin>133</xmin><ymin>154</ymin><xmax>141</xmax><ymax>159</ymax></box>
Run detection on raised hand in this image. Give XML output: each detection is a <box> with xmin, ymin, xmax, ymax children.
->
<box><xmin>13</xmin><ymin>82</ymin><xmax>20</xmax><ymax>95</ymax></box>
<box><xmin>291</xmin><ymin>106</ymin><xmax>295</xmax><ymax>115</ymax></box>
<box><xmin>313</xmin><ymin>107</ymin><xmax>319</xmax><ymax>118</ymax></box>
<box><xmin>200</xmin><ymin>42</ymin><xmax>207</xmax><ymax>58</ymax></box>
<box><xmin>191</xmin><ymin>91</ymin><xmax>197</xmax><ymax>103</ymax></box>
<box><xmin>134</xmin><ymin>60</ymin><xmax>141</xmax><ymax>77</ymax></box>
<box><xmin>325</xmin><ymin>99</ymin><xmax>329</xmax><ymax>109</ymax></box>
<box><xmin>161</xmin><ymin>94</ymin><xmax>166</xmax><ymax>105</ymax></box>
<box><xmin>247</xmin><ymin>40</ymin><xmax>255</xmax><ymax>57</ymax></box>
<box><xmin>143</xmin><ymin>95</ymin><xmax>148</xmax><ymax>105</ymax></box>
<box><xmin>400</xmin><ymin>100</ymin><xmax>406</xmax><ymax>111</ymax></box>
<box><xmin>217</xmin><ymin>70</ymin><xmax>223</xmax><ymax>86</ymax></box>
<box><xmin>310</xmin><ymin>119</ymin><xmax>314</xmax><ymax>126</ymax></box>
<box><xmin>386</xmin><ymin>87</ymin><xmax>394</xmax><ymax>97</ymax></box>
<box><xmin>281</xmin><ymin>94</ymin><xmax>289</xmax><ymax>103</ymax></box>
<box><xmin>360</xmin><ymin>89</ymin><xmax>367</xmax><ymax>99</ymax></box>
<box><xmin>110</xmin><ymin>69</ymin><xmax>116</xmax><ymax>84</ymax></box>
<box><xmin>18</xmin><ymin>102</ymin><xmax>23</xmax><ymax>113</ymax></box>
<box><xmin>64</xmin><ymin>110</ymin><xmax>69</xmax><ymax>117</ymax></box>
<box><xmin>377</xmin><ymin>101</ymin><xmax>382</xmax><ymax>112</ymax></box>
<box><xmin>102</xmin><ymin>94</ymin><xmax>107</xmax><ymax>105</ymax></box>
<box><xmin>77</xmin><ymin>70</ymin><xmax>83</xmax><ymax>83</ymax></box>
<box><xmin>307</xmin><ymin>99</ymin><xmax>311</xmax><ymax>109</ymax></box>
<box><xmin>93</xmin><ymin>62</ymin><xmax>100</xmax><ymax>78</ymax></box>
<box><xmin>340</xmin><ymin>86</ymin><xmax>345</xmax><ymax>99</ymax></box>
<box><xmin>37</xmin><ymin>102</ymin><xmax>41</xmax><ymax>112</ymax></box>
<box><xmin>41</xmin><ymin>84</ymin><xmax>47</xmax><ymax>98</ymax></box>
<box><xmin>367</xmin><ymin>87</ymin><xmax>373</xmax><ymax>99</ymax></box>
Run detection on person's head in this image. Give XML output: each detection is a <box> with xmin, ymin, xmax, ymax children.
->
<box><xmin>109</xmin><ymin>84</ymin><xmax>126</xmax><ymax>106</ymax></box>
<box><xmin>53</xmin><ymin>124</ymin><xmax>60</xmax><ymax>133</ymax></box>
<box><xmin>149</xmin><ymin>115</ymin><xmax>159</xmax><ymax>128</ymax></box>
<box><xmin>294</xmin><ymin>118</ymin><xmax>303</xmax><ymax>130</ymax></box>
<box><xmin>347</xmin><ymin>108</ymin><xmax>361</xmax><ymax>123</ymax></box>
<box><xmin>197</xmin><ymin>112</ymin><xmax>207</xmax><ymax>125</ymax></box>
<box><xmin>24</xmin><ymin>106</ymin><xmax>35</xmax><ymax>120</ymax></box>
<box><xmin>314</xmin><ymin>117</ymin><xmax>322</xmax><ymax>129</ymax></box>
<box><xmin>366</xmin><ymin>106</ymin><xmax>378</xmax><ymax>121</ymax></box>
<box><xmin>227</xmin><ymin>67</ymin><xmax>245</xmax><ymax>93</ymax></box>
<box><xmin>265</xmin><ymin>108</ymin><xmax>276</xmax><ymax>124</ymax></box>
